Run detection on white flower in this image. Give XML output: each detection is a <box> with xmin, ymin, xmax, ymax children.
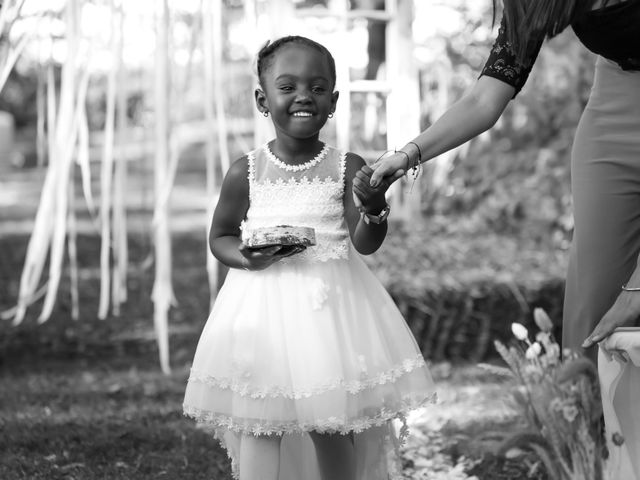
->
<box><xmin>535</xmin><ymin>331</ymin><xmax>552</xmax><ymax>348</ymax></box>
<box><xmin>550</xmin><ymin>397</ymin><xmax>563</xmax><ymax>411</ymax></box>
<box><xmin>562</xmin><ymin>405</ymin><xmax>579</xmax><ymax>423</ymax></box>
<box><xmin>511</xmin><ymin>322</ymin><xmax>529</xmax><ymax>341</ymax></box>
<box><xmin>310</xmin><ymin>278</ymin><xmax>329</xmax><ymax>310</ymax></box>
<box><xmin>545</xmin><ymin>343</ymin><xmax>561</xmax><ymax>363</ymax></box>
<box><xmin>525</xmin><ymin>342</ymin><xmax>542</xmax><ymax>360</ymax></box>
<box><xmin>533</xmin><ymin>308</ymin><xmax>554</xmax><ymax>332</ymax></box>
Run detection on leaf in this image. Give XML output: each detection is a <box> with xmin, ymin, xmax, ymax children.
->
<box><xmin>555</xmin><ymin>357</ymin><xmax>598</xmax><ymax>385</ymax></box>
<box><xmin>494</xmin><ymin>340</ymin><xmax>521</xmax><ymax>377</ymax></box>
<box><xmin>497</xmin><ymin>431</ymin><xmax>562</xmax><ymax>480</ymax></box>
<box><xmin>477</xmin><ymin>362</ymin><xmax>514</xmax><ymax>378</ymax></box>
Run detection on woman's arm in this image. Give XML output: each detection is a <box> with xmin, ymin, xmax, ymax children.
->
<box><xmin>209</xmin><ymin>156</ymin><xmax>291</xmax><ymax>270</ymax></box>
<box><xmin>370</xmin><ymin>75</ymin><xmax>515</xmax><ymax>186</ymax></box>
<box><xmin>583</xmin><ymin>258</ymin><xmax>640</xmax><ymax>347</ymax></box>
<box><xmin>344</xmin><ymin>153</ymin><xmax>390</xmax><ymax>255</ymax></box>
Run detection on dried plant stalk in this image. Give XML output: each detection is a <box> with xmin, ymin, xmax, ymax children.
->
<box><xmin>151</xmin><ymin>0</ymin><xmax>174</xmax><ymax>375</ymax></box>
<box><xmin>203</xmin><ymin>0</ymin><xmax>218</xmax><ymax>304</ymax></box>
<box><xmin>112</xmin><ymin>3</ymin><xmax>128</xmax><ymax>315</ymax></box>
<box><xmin>97</xmin><ymin>0</ymin><xmax>122</xmax><ymax>320</ymax></box>
<box><xmin>67</xmin><ymin>166</ymin><xmax>79</xmax><ymax>320</ymax></box>
<box><xmin>40</xmin><ymin>0</ymin><xmax>89</xmax><ymax>322</ymax></box>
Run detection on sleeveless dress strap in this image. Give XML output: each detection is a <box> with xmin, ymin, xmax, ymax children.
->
<box><xmin>338</xmin><ymin>151</ymin><xmax>347</xmax><ymax>187</ymax></box>
<box><xmin>246</xmin><ymin>149</ymin><xmax>257</xmax><ymax>196</ymax></box>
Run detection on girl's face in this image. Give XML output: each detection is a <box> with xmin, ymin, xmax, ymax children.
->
<box><xmin>256</xmin><ymin>44</ymin><xmax>339</xmax><ymax>142</ymax></box>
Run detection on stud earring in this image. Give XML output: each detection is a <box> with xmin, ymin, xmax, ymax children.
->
<box><xmin>328</xmin><ymin>112</ymin><xmax>333</xmax><ymax>118</ymax></box>
<box><xmin>263</xmin><ymin>111</ymin><xmax>269</xmax><ymax>117</ymax></box>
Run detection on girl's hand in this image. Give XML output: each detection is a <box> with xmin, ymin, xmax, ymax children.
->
<box><xmin>238</xmin><ymin>243</ymin><xmax>304</xmax><ymax>271</ymax></box>
<box><xmin>369</xmin><ymin>151</ymin><xmax>412</xmax><ymax>188</ymax></box>
<box><xmin>582</xmin><ymin>291</ymin><xmax>640</xmax><ymax>348</ymax></box>
<box><xmin>353</xmin><ymin>166</ymin><xmax>392</xmax><ymax>212</ymax></box>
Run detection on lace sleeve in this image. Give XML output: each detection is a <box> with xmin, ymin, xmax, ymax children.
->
<box><xmin>480</xmin><ymin>16</ymin><xmax>543</xmax><ymax>98</ymax></box>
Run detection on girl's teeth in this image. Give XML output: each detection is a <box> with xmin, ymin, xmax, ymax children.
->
<box><xmin>293</xmin><ymin>112</ymin><xmax>312</xmax><ymax>117</ymax></box>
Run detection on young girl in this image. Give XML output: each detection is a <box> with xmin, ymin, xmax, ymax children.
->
<box><xmin>183</xmin><ymin>35</ymin><xmax>435</xmax><ymax>480</ymax></box>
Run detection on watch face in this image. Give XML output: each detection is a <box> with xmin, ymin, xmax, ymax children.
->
<box><xmin>366</xmin><ymin>205</ymin><xmax>390</xmax><ymax>224</ymax></box>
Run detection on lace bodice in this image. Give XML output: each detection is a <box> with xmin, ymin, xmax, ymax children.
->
<box><xmin>241</xmin><ymin>144</ymin><xmax>350</xmax><ymax>263</ymax></box>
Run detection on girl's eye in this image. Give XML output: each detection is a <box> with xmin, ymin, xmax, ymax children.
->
<box><xmin>279</xmin><ymin>85</ymin><xmax>294</xmax><ymax>92</ymax></box>
<box><xmin>312</xmin><ymin>87</ymin><xmax>326</xmax><ymax>94</ymax></box>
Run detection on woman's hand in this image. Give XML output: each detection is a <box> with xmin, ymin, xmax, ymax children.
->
<box><xmin>238</xmin><ymin>244</ymin><xmax>304</xmax><ymax>271</ymax></box>
<box><xmin>353</xmin><ymin>166</ymin><xmax>392</xmax><ymax>212</ymax></box>
<box><xmin>369</xmin><ymin>151</ymin><xmax>412</xmax><ymax>188</ymax></box>
<box><xmin>582</xmin><ymin>291</ymin><xmax>640</xmax><ymax>348</ymax></box>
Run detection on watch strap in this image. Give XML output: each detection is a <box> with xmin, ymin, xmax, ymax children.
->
<box><xmin>360</xmin><ymin>204</ymin><xmax>390</xmax><ymax>224</ymax></box>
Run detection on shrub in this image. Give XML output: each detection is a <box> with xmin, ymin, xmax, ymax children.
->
<box><xmin>482</xmin><ymin>309</ymin><xmax>605</xmax><ymax>480</ymax></box>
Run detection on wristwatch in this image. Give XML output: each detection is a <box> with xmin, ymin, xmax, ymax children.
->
<box><xmin>360</xmin><ymin>204</ymin><xmax>391</xmax><ymax>225</ymax></box>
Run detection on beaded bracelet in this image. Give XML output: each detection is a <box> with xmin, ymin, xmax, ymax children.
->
<box><xmin>406</xmin><ymin>141</ymin><xmax>422</xmax><ymax>179</ymax></box>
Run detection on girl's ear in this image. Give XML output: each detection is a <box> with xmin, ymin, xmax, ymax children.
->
<box><xmin>331</xmin><ymin>90</ymin><xmax>339</xmax><ymax>111</ymax></box>
<box><xmin>255</xmin><ymin>88</ymin><xmax>268</xmax><ymax>115</ymax></box>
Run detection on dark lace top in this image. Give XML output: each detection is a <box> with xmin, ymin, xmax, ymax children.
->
<box><xmin>481</xmin><ymin>0</ymin><xmax>640</xmax><ymax>97</ymax></box>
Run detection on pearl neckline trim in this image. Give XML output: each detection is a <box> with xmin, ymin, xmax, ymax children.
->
<box><xmin>264</xmin><ymin>144</ymin><xmax>329</xmax><ymax>172</ymax></box>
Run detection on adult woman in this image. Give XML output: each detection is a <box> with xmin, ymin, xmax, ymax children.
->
<box><xmin>366</xmin><ymin>0</ymin><xmax>640</xmax><ymax>356</ymax></box>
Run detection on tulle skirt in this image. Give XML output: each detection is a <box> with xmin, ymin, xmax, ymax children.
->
<box><xmin>183</xmin><ymin>247</ymin><xmax>435</xmax><ymax>479</ymax></box>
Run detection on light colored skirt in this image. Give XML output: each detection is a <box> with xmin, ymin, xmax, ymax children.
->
<box><xmin>563</xmin><ymin>56</ymin><xmax>640</xmax><ymax>356</ymax></box>
<box><xmin>598</xmin><ymin>328</ymin><xmax>640</xmax><ymax>480</ymax></box>
<box><xmin>183</xmin><ymin>248</ymin><xmax>435</xmax><ymax>479</ymax></box>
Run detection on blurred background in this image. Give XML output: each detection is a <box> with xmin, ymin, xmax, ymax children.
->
<box><xmin>0</xmin><ymin>0</ymin><xmax>596</xmax><ymax>478</ymax></box>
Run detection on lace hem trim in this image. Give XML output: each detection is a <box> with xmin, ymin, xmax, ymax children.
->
<box><xmin>188</xmin><ymin>355</ymin><xmax>427</xmax><ymax>399</ymax></box>
<box><xmin>183</xmin><ymin>393</ymin><xmax>436</xmax><ymax>436</ymax></box>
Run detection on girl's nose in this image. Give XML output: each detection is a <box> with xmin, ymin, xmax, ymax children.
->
<box><xmin>294</xmin><ymin>91</ymin><xmax>312</xmax><ymax>102</ymax></box>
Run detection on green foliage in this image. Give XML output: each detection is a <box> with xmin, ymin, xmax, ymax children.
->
<box><xmin>0</xmin><ymin>65</ymin><xmax>41</xmax><ymax>129</ymax></box>
<box><xmin>492</xmin><ymin>316</ymin><xmax>605</xmax><ymax>480</ymax></box>
<box><xmin>365</xmin><ymin>220</ymin><xmax>565</xmax><ymax>362</ymax></box>
<box><xmin>415</xmin><ymin>9</ymin><xmax>596</xmax><ymax>252</ymax></box>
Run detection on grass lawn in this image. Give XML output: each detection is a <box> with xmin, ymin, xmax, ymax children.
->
<box><xmin>0</xmin><ymin>159</ymin><xmax>554</xmax><ymax>479</ymax></box>
<box><xmin>0</xmin><ymin>353</ymin><xmax>534</xmax><ymax>480</ymax></box>
<box><xmin>0</xmin><ymin>362</ymin><xmax>229</xmax><ymax>480</ymax></box>
<box><xmin>0</xmin><ymin>226</ymin><xmax>549</xmax><ymax>480</ymax></box>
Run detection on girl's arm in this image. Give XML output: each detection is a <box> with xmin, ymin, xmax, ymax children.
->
<box><xmin>344</xmin><ymin>153</ymin><xmax>389</xmax><ymax>255</ymax></box>
<box><xmin>210</xmin><ymin>156</ymin><xmax>290</xmax><ymax>270</ymax></box>
<box><xmin>369</xmin><ymin>76</ymin><xmax>515</xmax><ymax>187</ymax></box>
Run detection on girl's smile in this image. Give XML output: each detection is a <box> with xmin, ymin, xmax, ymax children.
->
<box><xmin>256</xmin><ymin>44</ymin><xmax>338</xmax><ymax>145</ymax></box>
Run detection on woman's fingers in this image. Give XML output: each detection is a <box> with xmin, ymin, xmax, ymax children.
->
<box><xmin>582</xmin><ymin>326</ymin><xmax>606</xmax><ymax>348</ymax></box>
<box><xmin>370</xmin><ymin>156</ymin><xmax>409</xmax><ymax>187</ymax></box>
<box><xmin>392</xmin><ymin>169</ymin><xmax>406</xmax><ymax>181</ymax></box>
<box><xmin>582</xmin><ymin>293</ymin><xmax>640</xmax><ymax>348</ymax></box>
<box><xmin>370</xmin><ymin>162</ymin><xmax>393</xmax><ymax>187</ymax></box>
<box><xmin>582</xmin><ymin>310</ymin><xmax>625</xmax><ymax>348</ymax></box>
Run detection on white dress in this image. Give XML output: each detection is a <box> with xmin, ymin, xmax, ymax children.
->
<box><xmin>598</xmin><ymin>328</ymin><xmax>640</xmax><ymax>480</ymax></box>
<box><xmin>183</xmin><ymin>144</ymin><xmax>436</xmax><ymax>480</ymax></box>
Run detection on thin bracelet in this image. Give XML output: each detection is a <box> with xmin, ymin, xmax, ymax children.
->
<box><xmin>407</xmin><ymin>141</ymin><xmax>422</xmax><ymax>165</ymax></box>
<box><xmin>395</xmin><ymin>149</ymin><xmax>411</xmax><ymax>172</ymax></box>
<box><xmin>622</xmin><ymin>284</ymin><xmax>640</xmax><ymax>291</ymax></box>
<box><xmin>406</xmin><ymin>141</ymin><xmax>422</xmax><ymax>175</ymax></box>
<box><xmin>405</xmin><ymin>142</ymin><xmax>422</xmax><ymax>192</ymax></box>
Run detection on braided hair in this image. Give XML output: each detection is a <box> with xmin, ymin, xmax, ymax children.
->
<box><xmin>256</xmin><ymin>36</ymin><xmax>337</xmax><ymax>88</ymax></box>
